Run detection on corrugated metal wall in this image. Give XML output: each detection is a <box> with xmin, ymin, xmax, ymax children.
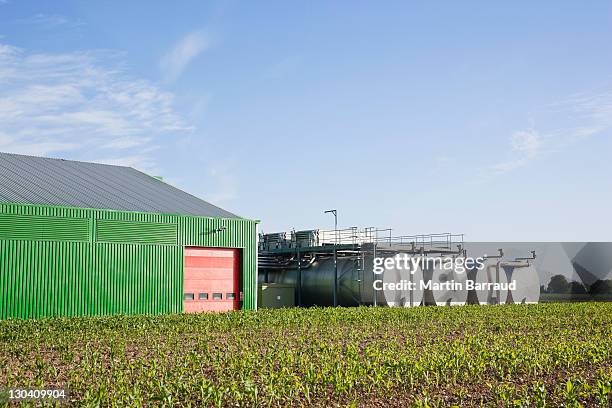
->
<box><xmin>0</xmin><ymin>202</ymin><xmax>258</xmax><ymax>319</ymax></box>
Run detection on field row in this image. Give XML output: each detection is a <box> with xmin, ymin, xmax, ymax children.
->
<box><xmin>1</xmin><ymin>303</ymin><xmax>611</xmax><ymax>406</ymax></box>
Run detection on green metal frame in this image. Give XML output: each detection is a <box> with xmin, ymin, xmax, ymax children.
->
<box><xmin>0</xmin><ymin>202</ymin><xmax>258</xmax><ymax>319</ymax></box>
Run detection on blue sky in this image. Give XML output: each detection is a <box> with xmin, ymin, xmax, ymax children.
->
<box><xmin>0</xmin><ymin>1</ymin><xmax>611</xmax><ymax>240</ymax></box>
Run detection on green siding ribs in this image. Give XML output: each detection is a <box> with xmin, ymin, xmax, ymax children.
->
<box><xmin>96</xmin><ymin>220</ymin><xmax>178</xmax><ymax>245</ymax></box>
<box><xmin>0</xmin><ymin>202</ymin><xmax>258</xmax><ymax>319</ymax></box>
<box><xmin>0</xmin><ymin>213</ymin><xmax>90</xmax><ymax>242</ymax></box>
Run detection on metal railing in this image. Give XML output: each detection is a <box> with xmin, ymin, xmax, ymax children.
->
<box><xmin>318</xmin><ymin>227</ymin><xmax>463</xmax><ymax>249</ymax></box>
<box><xmin>259</xmin><ymin>227</ymin><xmax>464</xmax><ymax>251</ymax></box>
<box><xmin>319</xmin><ymin>227</ymin><xmax>375</xmax><ymax>245</ymax></box>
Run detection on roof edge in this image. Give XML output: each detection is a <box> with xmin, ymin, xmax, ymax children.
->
<box><xmin>0</xmin><ymin>151</ymin><xmax>132</xmax><ymax>169</ymax></box>
<box><xmin>0</xmin><ymin>151</ymin><xmax>244</xmax><ymax>220</ymax></box>
<box><xmin>0</xmin><ymin>200</ymin><xmax>259</xmax><ymax>223</ymax></box>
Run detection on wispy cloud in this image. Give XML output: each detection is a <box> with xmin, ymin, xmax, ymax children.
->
<box><xmin>160</xmin><ymin>30</ymin><xmax>210</xmax><ymax>82</ymax></box>
<box><xmin>16</xmin><ymin>13</ymin><xmax>85</xmax><ymax>29</ymax></box>
<box><xmin>92</xmin><ymin>153</ymin><xmax>157</xmax><ymax>171</ymax></box>
<box><xmin>0</xmin><ymin>41</ymin><xmax>191</xmax><ymax>171</ymax></box>
<box><xmin>492</xmin><ymin>130</ymin><xmax>542</xmax><ymax>173</ymax></box>
<box><xmin>486</xmin><ymin>88</ymin><xmax>612</xmax><ymax>177</ymax></box>
<box><xmin>102</xmin><ymin>136</ymin><xmax>152</xmax><ymax>150</ymax></box>
<box><xmin>547</xmin><ymin>90</ymin><xmax>612</xmax><ymax>145</ymax></box>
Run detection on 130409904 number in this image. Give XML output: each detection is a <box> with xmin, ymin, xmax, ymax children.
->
<box><xmin>0</xmin><ymin>388</ymin><xmax>68</xmax><ymax>402</ymax></box>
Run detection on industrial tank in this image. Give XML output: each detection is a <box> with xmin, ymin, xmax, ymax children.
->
<box><xmin>259</xmin><ymin>235</ymin><xmax>541</xmax><ymax>307</ymax></box>
<box><xmin>503</xmin><ymin>264</ymin><xmax>540</xmax><ymax>304</ymax></box>
<box><xmin>473</xmin><ymin>260</ymin><xmax>509</xmax><ymax>305</ymax></box>
<box><xmin>379</xmin><ymin>254</ymin><xmax>424</xmax><ymax>307</ymax></box>
<box><xmin>260</xmin><ymin>251</ymin><xmax>427</xmax><ymax>307</ymax></box>
<box><xmin>260</xmin><ymin>256</ymin><xmax>365</xmax><ymax>307</ymax></box>
<box><xmin>430</xmin><ymin>265</ymin><xmax>469</xmax><ymax>306</ymax></box>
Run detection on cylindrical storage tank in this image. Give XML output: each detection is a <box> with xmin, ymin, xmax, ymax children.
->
<box><xmin>503</xmin><ymin>264</ymin><xmax>540</xmax><ymax>304</ymax></box>
<box><xmin>260</xmin><ymin>256</ymin><xmax>363</xmax><ymax>307</ymax></box>
<box><xmin>260</xmin><ymin>251</ymin><xmax>431</xmax><ymax>307</ymax></box>
<box><xmin>421</xmin><ymin>263</ymin><xmax>437</xmax><ymax>306</ymax></box>
<box><xmin>466</xmin><ymin>266</ymin><xmax>479</xmax><ymax>305</ymax></box>
<box><xmin>431</xmin><ymin>264</ymin><xmax>469</xmax><ymax>306</ymax></box>
<box><xmin>381</xmin><ymin>257</ymin><xmax>424</xmax><ymax>307</ymax></box>
<box><xmin>474</xmin><ymin>262</ymin><xmax>508</xmax><ymax>305</ymax></box>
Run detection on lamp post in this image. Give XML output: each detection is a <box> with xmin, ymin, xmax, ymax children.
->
<box><xmin>324</xmin><ymin>209</ymin><xmax>337</xmax><ymax>241</ymax></box>
<box><xmin>324</xmin><ymin>209</ymin><xmax>338</xmax><ymax>306</ymax></box>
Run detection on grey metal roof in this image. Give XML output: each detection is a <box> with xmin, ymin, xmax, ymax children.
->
<box><xmin>0</xmin><ymin>152</ymin><xmax>240</xmax><ymax>218</ymax></box>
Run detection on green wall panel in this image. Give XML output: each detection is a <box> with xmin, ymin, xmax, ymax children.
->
<box><xmin>0</xmin><ymin>202</ymin><xmax>258</xmax><ymax>319</ymax></box>
<box><xmin>0</xmin><ymin>213</ymin><xmax>90</xmax><ymax>242</ymax></box>
<box><xmin>96</xmin><ymin>220</ymin><xmax>178</xmax><ymax>245</ymax></box>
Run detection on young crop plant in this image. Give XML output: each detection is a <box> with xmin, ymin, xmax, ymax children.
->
<box><xmin>0</xmin><ymin>303</ymin><xmax>610</xmax><ymax>407</ymax></box>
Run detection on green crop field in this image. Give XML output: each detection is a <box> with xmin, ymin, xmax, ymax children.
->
<box><xmin>1</xmin><ymin>303</ymin><xmax>611</xmax><ymax>407</ymax></box>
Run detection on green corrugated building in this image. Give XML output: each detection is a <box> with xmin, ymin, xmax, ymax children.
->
<box><xmin>0</xmin><ymin>152</ymin><xmax>258</xmax><ymax>319</ymax></box>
